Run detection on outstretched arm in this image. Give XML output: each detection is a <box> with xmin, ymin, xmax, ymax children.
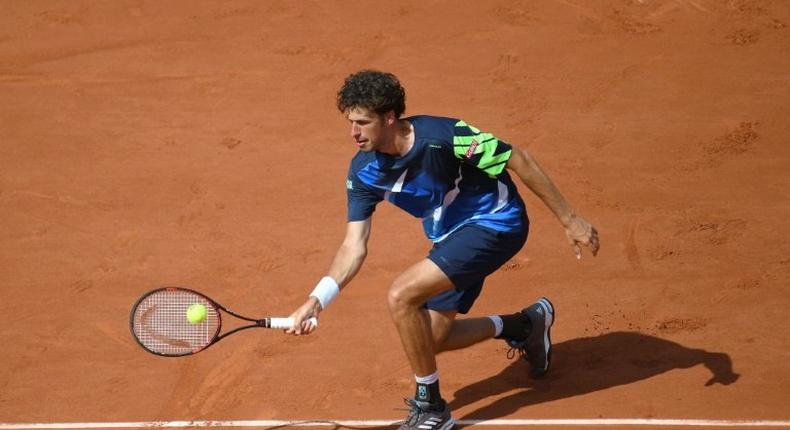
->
<box><xmin>507</xmin><ymin>146</ymin><xmax>600</xmax><ymax>258</ymax></box>
<box><xmin>286</xmin><ymin>218</ymin><xmax>372</xmax><ymax>335</ymax></box>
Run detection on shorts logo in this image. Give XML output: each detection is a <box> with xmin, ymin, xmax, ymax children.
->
<box><xmin>346</xmin><ymin>179</ymin><xmax>353</xmax><ymax>190</ymax></box>
<box><xmin>464</xmin><ymin>139</ymin><xmax>479</xmax><ymax>159</ymax></box>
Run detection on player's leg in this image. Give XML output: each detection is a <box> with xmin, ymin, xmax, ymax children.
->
<box><xmin>388</xmin><ymin>258</ymin><xmax>453</xmax><ymax>384</ymax></box>
<box><xmin>428</xmin><ymin>309</ymin><xmax>496</xmax><ymax>352</ymax></box>
<box><xmin>425</xmin><ymin>223</ymin><xmax>554</xmax><ymax>377</ymax></box>
<box><xmin>388</xmin><ymin>258</ymin><xmax>456</xmax><ymax>430</ymax></box>
<box><xmin>388</xmin><ymin>263</ymin><xmax>525</xmax><ymax>371</ymax></box>
<box><xmin>427</xmin><ymin>302</ymin><xmax>538</xmax><ymax>353</ymax></box>
<box><xmin>391</xmin><ymin>223</ymin><xmax>545</xmax><ymax>429</ymax></box>
<box><xmin>428</xmin><ymin>297</ymin><xmax>555</xmax><ymax>378</ymax></box>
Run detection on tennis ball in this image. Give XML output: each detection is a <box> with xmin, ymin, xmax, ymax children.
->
<box><xmin>186</xmin><ymin>303</ymin><xmax>207</xmax><ymax>324</ymax></box>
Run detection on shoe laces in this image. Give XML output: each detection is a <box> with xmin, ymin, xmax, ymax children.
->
<box><xmin>506</xmin><ymin>339</ymin><xmax>528</xmax><ymax>360</ymax></box>
<box><xmin>507</xmin><ymin>346</ymin><xmax>525</xmax><ymax>360</ymax></box>
<box><xmin>401</xmin><ymin>398</ymin><xmax>427</xmax><ymax>427</ymax></box>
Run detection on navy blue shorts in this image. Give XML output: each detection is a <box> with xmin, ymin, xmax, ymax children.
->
<box><xmin>426</xmin><ymin>222</ymin><xmax>528</xmax><ymax>314</ymax></box>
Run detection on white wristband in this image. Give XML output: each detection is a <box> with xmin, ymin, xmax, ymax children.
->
<box><xmin>309</xmin><ymin>276</ymin><xmax>340</xmax><ymax>309</ymax></box>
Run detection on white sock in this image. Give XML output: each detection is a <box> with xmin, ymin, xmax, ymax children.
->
<box><xmin>488</xmin><ymin>315</ymin><xmax>504</xmax><ymax>337</ymax></box>
<box><xmin>415</xmin><ymin>371</ymin><xmax>439</xmax><ymax>385</ymax></box>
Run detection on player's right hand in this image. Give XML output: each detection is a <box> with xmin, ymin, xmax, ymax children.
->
<box><xmin>285</xmin><ymin>297</ymin><xmax>321</xmax><ymax>336</ymax></box>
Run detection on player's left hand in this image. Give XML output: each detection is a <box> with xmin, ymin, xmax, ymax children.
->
<box><xmin>564</xmin><ymin>215</ymin><xmax>600</xmax><ymax>259</ymax></box>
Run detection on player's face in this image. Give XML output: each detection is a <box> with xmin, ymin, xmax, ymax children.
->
<box><xmin>346</xmin><ymin>107</ymin><xmax>394</xmax><ymax>152</ymax></box>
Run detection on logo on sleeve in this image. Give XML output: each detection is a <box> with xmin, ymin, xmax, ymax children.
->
<box><xmin>346</xmin><ymin>179</ymin><xmax>353</xmax><ymax>190</ymax></box>
<box><xmin>464</xmin><ymin>139</ymin><xmax>480</xmax><ymax>159</ymax></box>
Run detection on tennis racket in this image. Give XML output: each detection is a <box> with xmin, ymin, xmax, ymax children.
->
<box><xmin>129</xmin><ymin>287</ymin><xmax>317</xmax><ymax>357</ymax></box>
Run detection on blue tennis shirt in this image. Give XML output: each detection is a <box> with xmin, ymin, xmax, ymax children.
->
<box><xmin>346</xmin><ymin>115</ymin><xmax>527</xmax><ymax>242</ymax></box>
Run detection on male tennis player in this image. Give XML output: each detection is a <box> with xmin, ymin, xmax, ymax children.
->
<box><xmin>287</xmin><ymin>70</ymin><xmax>599</xmax><ymax>430</ymax></box>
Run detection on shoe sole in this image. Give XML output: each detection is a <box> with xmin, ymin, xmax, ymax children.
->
<box><xmin>531</xmin><ymin>297</ymin><xmax>554</xmax><ymax>379</ymax></box>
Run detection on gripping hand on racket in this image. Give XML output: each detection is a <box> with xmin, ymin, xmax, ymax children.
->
<box><xmin>286</xmin><ymin>219</ymin><xmax>372</xmax><ymax>335</ymax></box>
<box><xmin>286</xmin><ymin>297</ymin><xmax>322</xmax><ymax>336</ymax></box>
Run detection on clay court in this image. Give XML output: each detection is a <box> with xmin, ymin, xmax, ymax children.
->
<box><xmin>1</xmin><ymin>0</ymin><xmax>789</xmax><ymax>428</ymax></box>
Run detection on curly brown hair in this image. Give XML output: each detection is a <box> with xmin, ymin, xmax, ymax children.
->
<box><xmin>336</xmin><ymin>70</ymin><xmax>406</xmax><ymax>118</ymax></box>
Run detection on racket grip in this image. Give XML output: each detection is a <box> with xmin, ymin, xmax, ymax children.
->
<box><xmin>268</xmin><ymin>317</ymin><xmax>318</xmax><ymax>330</ymax></box>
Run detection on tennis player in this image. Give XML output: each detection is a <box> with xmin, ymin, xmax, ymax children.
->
<box><xmin>287</xmin><ymin>70</ymin><xmax>600</xmax><ymax>430</ymax></box>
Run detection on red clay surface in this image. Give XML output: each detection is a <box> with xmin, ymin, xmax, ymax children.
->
<box><xmin>1</xmin><ymin>0</ymin><xmax>789</xmax><ymax>427</ymax></box>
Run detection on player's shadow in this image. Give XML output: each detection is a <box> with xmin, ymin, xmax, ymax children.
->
<box><xmin>450</xmin><ymin>331</ymin><xmax>739</xmax><ymax>420</ymax></box>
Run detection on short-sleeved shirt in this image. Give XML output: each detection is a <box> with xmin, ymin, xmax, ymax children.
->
<box><xmin>346</xmin><ymin>115</ymin><xmax>527</xmax><ymax>243</ymax></box>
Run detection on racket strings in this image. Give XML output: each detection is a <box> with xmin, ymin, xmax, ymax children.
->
<box><xmin>131</xmin><ymin>289</ymin><xmax>220</xmax><ymax>355</ymax></box>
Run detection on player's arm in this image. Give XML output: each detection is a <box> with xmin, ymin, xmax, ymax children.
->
<box><xmin>506</xmin><ymin>146</ymin><xmax>600</xmax><ymax>258</ymax></box>
<box><xmin>286</xmin><ymin>218</ymin><xmax>372</xmax><ymax>335</ymax></box>
<box><xmin>327</xmin><ymin>218</ymin><xmax>372</xmax><ymax>286</ymax></box>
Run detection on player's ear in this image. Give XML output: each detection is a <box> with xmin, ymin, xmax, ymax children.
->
<box><xmin>384</xmin><ymin>110</ymin><xmax>396</xmax><ymax>126</ymax></box>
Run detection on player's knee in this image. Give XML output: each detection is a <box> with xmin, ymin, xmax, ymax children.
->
<box><xmin>387</xmin><ymin>279</ymin><xmax>420</xmax><ymax>315</ymax></box>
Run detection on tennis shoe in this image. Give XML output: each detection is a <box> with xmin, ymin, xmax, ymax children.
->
<box><xmin>506</xmin><ymin>297</ymin><xmax>555</xmax><ymax>379</ymax></box>
<box><xmin>398</xmin><ymin>398</ymin><xmax>454</xmax><ymax>430</ymax></box>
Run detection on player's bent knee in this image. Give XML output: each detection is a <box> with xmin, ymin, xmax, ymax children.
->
<box><xmin>387</xmin><ymin>280</ymin><xmax>422</xmax><ymax>314</ymax></box>
<box><xmin>387</xmin><ymin>285</ymin><xmax>411</xmax><ymax>314</ymax></box>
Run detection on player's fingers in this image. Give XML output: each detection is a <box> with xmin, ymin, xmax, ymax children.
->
<box><xmin>565</xmin><ymin>231</ymin><xmax>577</xmax><ymax>250</ymax></box>
<box><xmin>298</xmin><ymin>318</ymin><xmax>311</xmax><ymax>335</ymax></box>
<box><xmin>301</xmin><ymin>320</ymin><xmax>312</xmax><ymax>333</ymax></box>
<box><xmin>589</xmin><ymin>228</ymin><xmax>600</xmax><ymax>256</ymax></box>
<box><xmin>287</xmin><ymin>319</ymin><xmax>305</xmax><ymax>335</ymax></box>
<box><xmin>285</xmin><ymin>315</ymin><xmax>300</xmax><ymax>335</ymax></box>
<box><xmin>303</xmin><ymin>322</ymin><xmax>316</xmax><ymax>335</ymax></box>
<box><xmin>573</xmin><ymin>243</ymin><xmax>582</xmax><ymax>259</ymax></box>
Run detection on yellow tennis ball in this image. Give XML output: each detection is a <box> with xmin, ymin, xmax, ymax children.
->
<box><xmin>186</xmin><ymin>303</ymin><xmax>207</xmax><ymax>324</ymax></box>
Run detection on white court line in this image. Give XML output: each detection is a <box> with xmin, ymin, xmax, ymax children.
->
<box><xmin>1</xmin><ymin>419</ymin><xmax>790</xmax><ymax>429</ymax></box>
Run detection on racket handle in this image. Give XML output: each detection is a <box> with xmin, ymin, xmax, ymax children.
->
<box><xmin>267</xmin><ymin>317</ymin><xmax>318</xmax><ymax>330</ymax></box>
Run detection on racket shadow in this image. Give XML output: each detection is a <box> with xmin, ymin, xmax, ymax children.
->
<box><xmin>450</xmin><ymin>331</ymin><xmax>739</xmax><ymax>420</ymax></box>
